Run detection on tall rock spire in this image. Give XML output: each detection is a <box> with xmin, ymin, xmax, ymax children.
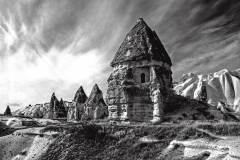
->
<box><xmin>85</xmin><ymin>84</ymin><xmax>108</xmax><ymax>119</ymax></box>
<box><xmin>86</xmin><ymin>84</ymin><xmax>105</xmax><ymax>105</ymax></box>
<box><xmin>67</xmin><ymin>86</ymin><xmax>88</xmax><ymax>122</ymax></box>
<box><xmin>111</xmin><ymin>18</ymin><xmax>172</xmax><ymax>66</ymax></box>
<box><xmin>73</xmin><ymin>86</ymin><xmax>88</xmax><ymax>103</ymax></box>
<box><xmin>4</xmin><ymin>105</ymin><xmax>12</xmax><ymax>116</ymax></box>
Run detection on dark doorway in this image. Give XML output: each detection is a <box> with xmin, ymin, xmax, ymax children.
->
<box><xmin>141</xmin><ymin>73</ymin><xmax>145</xmax><ymax>83</ymax></box>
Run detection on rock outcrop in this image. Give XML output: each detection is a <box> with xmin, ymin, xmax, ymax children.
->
<box><xmin>67</xmin><ymin>84</ymin><xmax>108</xmax><ymax>121</ymax></box>
<box><xmin>84</xmin><ymin>84</ymin><xmax>108</xmax><ymax>120</ymax></box>
<box><xmin>4</xmin><ymin>106</ymin><xmax>12</xmax><ymax>116</ymax></box>
<box><xmin>55</xmin><ymin>98</ymin><xmax>67</xmax><ymax>118</ymax></box>
<box><xmin>14</xmin><ymin>101</ymin><xmax>71</xmax><ymax>118</ymax></box>
<box><xmin>67</xmin><ymin>86</ymin><xmax>87</xmax><ymax>122</ymax></box>
<box><xmin>14</xmin><ymin>103</ymin><xmax>50</xmax><ymax>118</ymax></box>
<box><xmin>174</xmin><ymin>69</ymin><xmax>240</xmax><ymax>113</ymax></box>
<box><xmin>106</xmin><ymin>18</ymin><xmax>172</xmax><ymax>122</ymax></box>
<box><xmin>47</xmin><ymin>92</ymin><xmax>59</xmax><ymax>119</ymax></box>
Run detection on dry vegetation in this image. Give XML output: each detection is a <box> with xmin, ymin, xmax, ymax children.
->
<box><xmin>1</xmin><ymin>115</ymin><xmax>240</xmax><ymax>160</ymax></box>
<box><xmin>39</xmin><ymin>121</ymin><xmax>240</xmax><ymax>160</ymax></box>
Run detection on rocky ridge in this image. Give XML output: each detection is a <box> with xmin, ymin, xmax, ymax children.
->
<box><xmin>174</xmin><ymin>69</ymin><xmax>240</xmax><ymax>114</ymax></box>
<box><xmin>14</xmin><ymin>101</ymin><xmax>71</xmax><ymax>119</ymax></box>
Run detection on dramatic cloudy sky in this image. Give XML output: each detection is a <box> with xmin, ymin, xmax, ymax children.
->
<box><xmin>0</xmin><ymin>0</ymin><xmax>239</xmax><ymax>112</ymax></box>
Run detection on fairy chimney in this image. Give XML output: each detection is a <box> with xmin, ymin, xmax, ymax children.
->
<box><xmin>106</xmin><ymin>18</ymin><xmax>172</xmax><ymax>123</ymax></box>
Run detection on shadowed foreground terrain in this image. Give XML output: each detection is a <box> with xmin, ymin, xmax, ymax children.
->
<box><xmin>1</xmin><ymin>116</ymin><xmax>240</xmax><ymax>160</ymax></box>
<box><xmin>1</xmin><ymin>93</ymin><xmax>240</xmax><ymax>160</ymax></box>
<box><xmin>39</xmin><ymin>121</ymin><xmax>240</xmax><ymax>160</ymax></box>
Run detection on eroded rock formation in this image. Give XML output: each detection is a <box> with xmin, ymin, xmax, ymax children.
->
<box><xmin>47</xmin><ymin>92</ymin><xmax>59</xmax><ymax>119</ymax></box>
<box><xmin>174</xmin><ymin>69</ymin><xmax>240</xmax><ymax>113</ymax></box>
<box><xmin>106</xmin><ymin>18</ymin><xmax>173</xmax><ymax>123</ymax></box>
<box><xmin>14</xmin><ymin>101</ymin><xmax>71</xmax><ymax>119</ymax></box>
<box><xmin>84</xmin><ymin>84</ymin><xmax>108</xmax><ymax>120</ymax></box>
<box><xmin>67</xmin><ymin>86</ymin><xmax>87</xmax><ymax>121</ymax></box>
<box><xmin>4</xmin><ymin>106</ymin><xmax>12</xmax><ymax>116</ymax></box>
<box><xmin>67</xmin><ymin>84</ymin><xmax>107</xmax><ymax>121</ymax></box>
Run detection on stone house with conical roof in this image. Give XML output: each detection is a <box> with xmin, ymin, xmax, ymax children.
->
<box><xmin>106</xmin><ymin>18</ymin><xmax>173</xmax><ymax>123</ymax></box>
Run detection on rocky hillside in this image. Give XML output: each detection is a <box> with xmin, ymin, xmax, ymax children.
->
<box><xmin>14</xmin><ymin>104</ymin><xmax>50</xmax><ymax>118</ymax></box>
<box><xmin>174</xmin><ymin>69</ymin><xmax>240</xmax><ymax>113</ymax></box>
<box><xmin>14</xmin><ymin>101</ymin><xmax>71</xmax><ymax>118</ymax></box>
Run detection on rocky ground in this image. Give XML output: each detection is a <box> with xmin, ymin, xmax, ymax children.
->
<box><xmin>1</xmin><ymin>116</ymin><xmax>240</xmax><ymax>160</ymax></box>
<box><xmin>0</xmin><ymin>116</ymin><xmax>61</xmax><ymax>160</ymax></box>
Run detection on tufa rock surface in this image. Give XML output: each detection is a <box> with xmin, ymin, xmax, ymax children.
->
<box><xmin>47</xmin><ymin>92</ymin><xmax>59</xmax><ymax>119</ymax></box>
<box><xmin>84</xmin><ymin>84</ymin><xmax>108</xmax><ymax>120</ymax></box>
<box><xmin>14</xmin><ymin>101</ymin><xmax>71</xmax><ymax>118</ymax></box>
<box><xmin>174</xmin><ymin>69</ymin><xmax>240</xmax><ymax>113</ymax></box>
<box><xmin>55</xmin><ymin>98</ymin><xmax>67</xmax><ymax>118</ymax></box>
<box><xmin>73</xmin><ymin>86</ymin><xmax>88</xmax><ymax>103</ymax></box>
<box><xmin>67</xmin><ymin>84</ymin><xmax>108</xmax><ymax>121</ymax></box>
<box><xmin>111</xmin><ymin>18</ymin><xmax>172</xmax><ymax>67</ymax></box>
<box><xmin>67</xmin><ymin>86</ymin><xmax>88</xmax><ymax>122</ymax></box>
<box><xmin>4</xmin><ymin>106</ymin><xmax>12</xmax><ymax>116</ymax></box>
<box><xmin>14</xmin><ymin>104</ymin><xmax>50</xmax><ymax>118</ymax></box>
<box><xmin>106</xmin><ymin>18</ymin><xmax>173</xmax><ymax>123</ymax></box>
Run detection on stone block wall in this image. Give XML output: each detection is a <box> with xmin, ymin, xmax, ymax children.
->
<box><xmin>107</xmin><ymin>60</ymin><xmax>171</xmax><ymax>122</ymax></box>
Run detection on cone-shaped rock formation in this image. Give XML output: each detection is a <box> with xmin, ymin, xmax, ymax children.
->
<box><xmin>73</xmin><ymin>86</ymin><xmax>88</xmax><ymax>103</ymax></box>
<box><xmin>4</xmin><ymin>106</ymin><xmax>12</xmax><ymax>116</ymax></box>
<box><xmin>47</xmin><ymin>92</ymin><xmax>59</xmax><ymax>119</ymax></box>
<box><xmin>84</xmin><ymin>84</ymin><xmax>108</xmax><ymax>120</ymax></box>
<box><xmin>67</xmin><ymin>86</ymin><xmax>88</xmax><ymax>121</ymax></box>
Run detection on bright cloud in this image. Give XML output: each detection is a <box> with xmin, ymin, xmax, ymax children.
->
<box><xmin>0</xmin><ymin>0</ymin><xmax>174</xmax><ymax>113</ymax></box>
<box><xmin>0</xmin><ymin>46</ymin><xmax>107</xmax><ymax>112</ymax></box>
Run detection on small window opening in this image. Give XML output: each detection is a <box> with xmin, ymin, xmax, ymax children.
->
<box><xmin>141</xmin><ymin>73</ymin><xmax>145</xmax><ymax>83</ymax></box>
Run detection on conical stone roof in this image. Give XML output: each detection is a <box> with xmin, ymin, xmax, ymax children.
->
<box><xmin>86</xmin><ymin>84</ymin><xmax>106</xmax><ymax>105</ymax></box>
<box><xmin>73</xmin><ymin>86</ymin><xmax>88</xmax><ymax>103</ymax></box>
<box><xmin>111</xmin><ymin>18</ymin><xmax>172</xmax><ymax>67</ymax></box>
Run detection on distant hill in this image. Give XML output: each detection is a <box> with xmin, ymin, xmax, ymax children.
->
<box><xmin>174</xmin><ymin>68</ymin><xmax>240</xmax><ymax>113</ymax></box>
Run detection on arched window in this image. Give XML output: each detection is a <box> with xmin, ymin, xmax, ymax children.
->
<box><xmin>141</xmin><ymin>73</ymin><xmax>145</xmax><ymax>83</ymax></box>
